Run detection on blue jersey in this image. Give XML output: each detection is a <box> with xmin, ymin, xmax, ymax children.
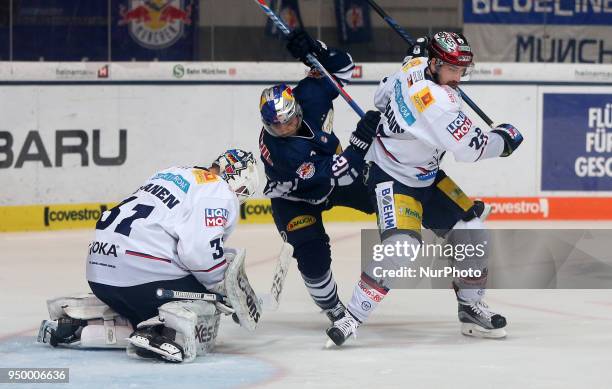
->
<box><xmin>259</xmin><ymin>49</ymin><xmax>367</xmax><ymax>204</ymax></box>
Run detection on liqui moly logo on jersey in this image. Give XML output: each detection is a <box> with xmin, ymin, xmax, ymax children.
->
<box><xmin>205</xmin><ymin>208</ymin><xmax>229</xmax><ymax>227</ymax></box>
<box><xmin>446</xmin><ymin>112</ymin><xmax>472</xmax><ymax>141</ymax></box>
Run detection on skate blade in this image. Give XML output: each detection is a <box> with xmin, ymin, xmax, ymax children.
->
<box><xmin>324</xmin><ymin>339</ymin><xmax>336</xmax><ymax>349</ymax></box>
<box><xmin>461</xmin><ymin>323</ymin><xmax>507</xmax><ymax>339</ymax></box>
<box><xmin>37</xmin><ymin>320</ymin><xmax>55</xmax><ymax>344</ymax></box>
<box><xmin>127</xmin><ymin>336</ymin><xmax>183</xmax><ymax>363</ymax></box>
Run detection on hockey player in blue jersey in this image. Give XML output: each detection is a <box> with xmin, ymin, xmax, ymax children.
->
<box><xmin>258</xmin><ymin>29</ymin><xmax>381</xmax><ymax>323</ymax></box>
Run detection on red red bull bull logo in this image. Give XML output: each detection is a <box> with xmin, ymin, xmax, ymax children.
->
<box><xmin>118</xmin><ymin>0</ymin><xmax>192</xmax><ymax>49</ymax></box>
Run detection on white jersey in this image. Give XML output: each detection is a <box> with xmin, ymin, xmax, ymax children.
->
<box><xmin>366</xmin><ymin>58</ymin><xmax>505</xmax><ymax>188</ymax></box>
<box><xmin>86</xmin><ymin>166</ymin><xmax>238</xmax><ymax>288</ymax></box>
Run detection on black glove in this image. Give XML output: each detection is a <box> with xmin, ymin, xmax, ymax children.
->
<box><xmin>491</xmin><ymin>123</ymin><xmax>524</xmax><ymax>157</ymax></box>
<box><xmin>350</xmin><ymin>110</ymin><xmax>381</xmax><ymax>154</ymax></box>
<box><xmin>406</xmin><ymin>36</ymin><xmax>429</xmax><ymax>59</ymax></box>
<box><xmin>286</xmin><ymin>29</ymin><xmax>327</xmax><ymax>66</ymax></box>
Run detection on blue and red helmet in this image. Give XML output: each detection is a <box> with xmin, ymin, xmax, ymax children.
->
<box><xmin>259</xmin><ymin>83</ymin><xmax>303</xmax><ymax>136</ymax></box>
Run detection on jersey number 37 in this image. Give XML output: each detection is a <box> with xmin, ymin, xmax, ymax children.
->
<box><xmin>96</xmin><ymin>196</ymin><xmax>154</xmax><ymax>237</ymax></box>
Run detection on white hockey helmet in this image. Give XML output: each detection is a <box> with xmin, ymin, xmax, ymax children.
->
<box><xmin>212</xmin><ymin>149</ymin><xmax>260</xmax><ymax>204</ymax></box>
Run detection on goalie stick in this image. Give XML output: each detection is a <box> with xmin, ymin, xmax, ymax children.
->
<box><xmin>156</xmin><ymin>288</ymin><xmax>235</xmax><ymax>315</ymax></box>
<box><xmin>156</xmin><ymin>242</ymin><xmax>294</xmax><ymax>312</ymax></box>
<box><xmin>364</xmin><ymin>0</ymin><xmax>495</xmax><ymax>126</ymax></box>
<box><xmin>264</xmin><ymin>242</ymin><xmax>294</xmax><ymax>311</ymax></box>
<box><xmin>156</xmin><ymin>288</ymin><xmax>224</xmax><ymax>302</ymax></box>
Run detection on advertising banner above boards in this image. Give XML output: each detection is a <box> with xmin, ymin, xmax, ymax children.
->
<box><xmin>542</xmin><ymin>93</ymin><xmax>612</xmax><ymax>191</ymax></box>
<box><xmin>3</xmin><ymin>196</ymin><xmax>612</xmax><ymax>232</ymax></box>
<box><xmin>6</xmin><ymin>0</ymin><xmax>198</xmax><ymax>62</ymax></box>
<box><xmin>1</xmin><ymin>61</ymin><xmax>612</xmax><ymax>83</ymax></box>
<box><xmin>464</xmin><ymin>0</ymin><xmax>612</xmax><ymax>63</ymax></box>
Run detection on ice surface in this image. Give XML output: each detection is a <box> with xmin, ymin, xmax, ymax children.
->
<box><xmin>2</xmin><ymin>222</ymin><xmax>612</xmax><ymax>388</ymax></box>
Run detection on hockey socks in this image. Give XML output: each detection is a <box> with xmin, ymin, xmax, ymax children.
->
<box><xmin>302</xmin><ymin>269</ymin><xmax>341</xmax><ymax>311</ymax></box>
<box><xmin>346</xmin><ymin>273</ymin><xmax>389</xmax><ymax>323</ymax></box>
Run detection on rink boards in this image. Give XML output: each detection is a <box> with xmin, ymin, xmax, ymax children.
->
<box><xmin>0</xmin><ymin>62</ymin><xmax>611</xmax><ymax>231</ymax></box>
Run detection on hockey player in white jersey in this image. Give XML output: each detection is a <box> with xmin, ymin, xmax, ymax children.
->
<box><xmin>38</xmin><ymin>149</ymin><xmax>261</xmax><ymax>363</ymax></box>
<box><xmin>326</xmin><ymin>32</ymin><xmax>524</xmax><ymax>346</ymax></box>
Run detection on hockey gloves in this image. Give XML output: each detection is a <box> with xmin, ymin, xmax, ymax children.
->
<box><xmin>350</xmin><ymin>110</ymin><xmax>381</xmax><ymax>154</ymax></box>
<box><xmin>286</xmin><ymin>29</ymin><xmax>328</xmax><ymax>67</ymax></box>
<box><xmin>491</xmin><ymin>123</ymin><xmax>524</xmax><ymax>157</ymax></box>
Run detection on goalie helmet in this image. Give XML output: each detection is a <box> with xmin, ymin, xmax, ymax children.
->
<box><xmin>259</xmin><ymin>83</ymin><xmax>303</xmax><ymax>137</ymax></box>
<box><xmin>428</xmin><ymin>31</ymin><xmax>474</xmax><ymax>75</ymax></box>
<box><xmin>212</xmin><ymin>149</ymin><xmax>259</xmax><ymax>204</ymax></box>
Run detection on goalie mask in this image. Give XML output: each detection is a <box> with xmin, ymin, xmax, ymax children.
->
<box><xmin>213</xmin><ymin>149</ymin><xmax>259</xmax><ymax>204</ymax></box>
<box><xmin>259</xmin><ymin>83</ymin><xmax>303</xmax><ymax>137</ymax></box>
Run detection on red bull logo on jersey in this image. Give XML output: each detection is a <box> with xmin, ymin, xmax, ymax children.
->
<box><xmin>205</xmin><ymin>208</ymin><xmax>229</xmax><ymax>227</ymax></box>
<box><xmin>296</xmin><ymin>162</ymin><xmax>316</xmax><ymax>179</ymax></box>
<box><xmin>118</xmin><ymin>0</ymin><xmax>192</xmax><ymax>49</ymax></box>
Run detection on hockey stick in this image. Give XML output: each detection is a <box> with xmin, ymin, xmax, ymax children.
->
<box><xmin>364</xmin><ymin>0</ymin><xmax>494</xmax><ymax>126</ymax></box>
<box><xmin>252</xmin><ymin>0</ymin><xmax>366</xmax><ymax>118</ymax></box>
<box><xmin>156</xmin><ymin>241</ymin><xmax>293</xmax><ymax>312</ymax></box>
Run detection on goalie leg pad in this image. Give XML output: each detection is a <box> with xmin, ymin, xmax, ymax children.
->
<box><xmin>46</xmin><ymin>293</ymin><xmax>117</xmax><ymax>321</ymax></box>
<box><xmin>39</xmin><ymin>293</ymin><xmax>132</xmax><ymax>349</ymax></box>
<box><xmin>224</xmin><ymin>248</ymin><xmax>262</xmax><ymax>331</ymax></box>
<box><xmin>153</xmin><ymin>300</ymin><xmax>220</xmax><ymax>363</ymax></box>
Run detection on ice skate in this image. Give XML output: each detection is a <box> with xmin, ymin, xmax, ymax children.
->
<box><xmin>325</xmin><ymin>311</ymin><xmax>360</xmax><ymax>347</ymax></box>
<box><xmin>38</xmin><ymin>317</ymin><xmax>86</xmax><ymax>347</ymax></box>
<box><xmin>458</xmin><ymin>300</ymin><xmax>507</xmax><ymax>339</ymax></box>
<box><xmin>127</xmin><ymin>326</ymin><xmax>184</xmax><ymax>363</ymax></box>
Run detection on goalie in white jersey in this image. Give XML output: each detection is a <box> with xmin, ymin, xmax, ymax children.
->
<box><xmin>38</xmin><ymin>149</ymin><xmax>262</xmax><ymax>363</ymax></box>
<box><xmin>326</xmin><ymin>32</ymin><xmax>524</xmax><ymax>346</ymax></box>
